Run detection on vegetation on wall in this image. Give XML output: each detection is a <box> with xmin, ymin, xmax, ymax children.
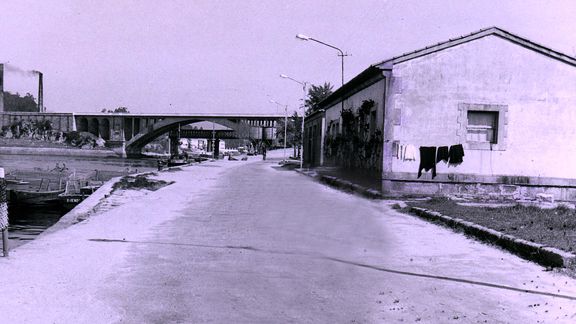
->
<box><xmin>0</xmin><ymin>119</ymin><xmax>106</xmax><ymax>148</ymax></box>
<box><xmin>1</xmin><ymin>119</ymin><xmax>54</xmax><ymax>140</ymax></box>
<box><xmin>324</xmin><ymin>99</ymin><xmax>382</xmax><ymax>171</ymax></box>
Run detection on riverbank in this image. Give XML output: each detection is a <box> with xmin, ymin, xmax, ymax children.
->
<box><xmin>0</xmin><ymin>145</ymin><xmax>119</xmax><ymax>158</ymax></box>
<box><xmin>0</xmin><ymin>152</ymin><xmax>270</xmax><ymax>323</ymax></box>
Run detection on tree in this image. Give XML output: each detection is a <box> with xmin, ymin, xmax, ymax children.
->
<box><xmin>3</xmin><ymin>92</ymin><xmax>38</xmax><ymax>112</ymax></box>
<box><xmin>101</xmin><ymin>106</ymin><xmax>130</xmax><ymax>113</ymax></box>
<box><xmin>304</xmin><ymin>82</ymin><xmax>333</xmax><ymax>115</ymax></box>
<box><xmin>272</xmin><ymin>111</ymin><xmax>303</xmax><ymax>158</ymax></box>
<box><xmin>291</xmin><ymin>111</ymin><xmax>303</xmax><ymax>158</ymax></box>
<box><xmin>113</xmin><ymin>106</ymin><xmax>129</xmax><ymax>113</ymax></box>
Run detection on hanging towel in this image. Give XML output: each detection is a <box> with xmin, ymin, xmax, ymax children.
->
<box><xmin>418</xmin><ymin>146</ymin><xmax>437</xmax><ymax>178</ymax></box>
<box><xmin>448</xmin><ymin>144</ymin><xmax>465</xmax><ymax>165</ymax></box>
<box><xmin>436</xmin><ymin>146</ymin><xmax>449</xmax><ymax>163</ymax></box>
<box><xmin>404</xmin><ymin>144</ymin><xmax>417</xmax><ymax>161</ymax></box>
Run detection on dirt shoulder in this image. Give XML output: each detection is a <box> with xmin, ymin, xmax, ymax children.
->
<box><xmin>406</xmin><ymin>197</ymin><xmax>576</xmax><ymax>254</ymax></box>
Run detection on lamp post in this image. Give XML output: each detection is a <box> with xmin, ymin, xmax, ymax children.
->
<box><xmin>270</xmin><ymin>100</ymin><xmax>288</xmax><ymax>163</ymax></box>
<box><xmin>280</xmin><ymin>74</ymin><xmax>307</xmax><ymax>169</ymax></box>
<box><xmin>296</xmin><ymin>34</ymin><xmax>348</xmax><ymax>86</ymax></box>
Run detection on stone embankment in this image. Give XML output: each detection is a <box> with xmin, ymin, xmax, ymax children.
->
<box><xmin>0</xmin><ymin>146</ymin><xmax>118</xmax><ymax>157</ymax></box>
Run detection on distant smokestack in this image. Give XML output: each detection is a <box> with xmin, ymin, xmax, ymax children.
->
<box><xmin>0</xmin><ymin>64</ymin><xmax>4</xmax><ymax>112</ymax></box>
<box><xmin>37</xmin><ymin>72</ymin><xmax>43</xmax><ymax>112</ymax></box>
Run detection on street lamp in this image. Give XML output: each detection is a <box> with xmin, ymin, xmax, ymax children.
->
<box><xmin>280</xmin><ymin>74</ymin><xmax>307</xmax><ymax>169</ymax></box>
<box><xmin>296</xmin><ymin>33</ymin><xmax>348</xmax><ymax>86</ymax></box>
<box><xmin>269</xmin><ymin>99</ymin><xmax>288</xmax><ymax>163</ymax></box>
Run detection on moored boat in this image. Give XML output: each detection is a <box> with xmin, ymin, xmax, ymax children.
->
<box><xmin>9</xmin><ymin>188</ymin><xmax>66</xmax><ymax>205</ymax></box>
<box><xmin>58</xmin><ymin>180</ymin><xmax>102</xmax><ymax>210</ymax></box>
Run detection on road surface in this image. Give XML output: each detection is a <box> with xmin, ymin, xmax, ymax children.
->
<box><xmin>1</xmin><ymin>151</ymin><xmax>576</xmax><ymax>323</ymax></box>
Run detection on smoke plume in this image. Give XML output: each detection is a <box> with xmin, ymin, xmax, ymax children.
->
<box><xmin>2</xmin><ymin>63</ymin><xmax>39</xmax><ymax>76</ymax></box>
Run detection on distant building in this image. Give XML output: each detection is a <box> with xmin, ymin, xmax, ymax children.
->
<box><xmin>307</xmin><ymin>27</ymin><xmax>576</xmax><ymax>200</ymax></box>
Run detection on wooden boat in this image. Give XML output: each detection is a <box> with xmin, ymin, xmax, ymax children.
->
<box><xmin>9</xmin><ymin>188</ymin><xmax>65</xmax><ymax>205</ymax></box>
<box><xmin>8</xmin><ymin>176</ymin><xmax>67</xmax><ymax>205</ymax></box>
<box><xmin>58</xmin><ymin>180</ymin><xmax>102</xmax><ymax>210</ymax></box>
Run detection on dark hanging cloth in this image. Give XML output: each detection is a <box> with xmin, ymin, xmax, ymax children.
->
<box><xmin>418</xmin><ymin>146</ymin><xmax>437</xmax><ymax>178</ymax></box>
<box><xmin>448</xmin><ymin>144</ymin><xmax>465</xmax><ymax>165</ymax></box>
<box><xmin>436</xmin><ymin>146</ymin><xmax>449</xmax><ymax>163</ymax></box>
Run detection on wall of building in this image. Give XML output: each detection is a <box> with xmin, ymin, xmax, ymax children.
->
<box><xmin>387</xmin><ymin>35</ymin><xmax>576</xmax><ymax>185</ymax></box>
<box><xmin>323</xmin><ymin>78</ymin><xmax>386</xmax><ymax>171</ymax></box>
<box><xmin>303</xmin><ymin>111</ymin><xmax>324</xmax><ymax>166</ymax></box>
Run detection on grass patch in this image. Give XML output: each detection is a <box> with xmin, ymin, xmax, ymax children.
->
<box><xmin>407</xmin><ymin>197</ymin><xmax>576</xmax><ymax>253</ymax></box>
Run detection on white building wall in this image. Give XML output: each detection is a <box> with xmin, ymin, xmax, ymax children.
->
<box><xmin>389</xmin><ymin>35</ymin><xmax>576</xmax><ymax>180</ymax></box>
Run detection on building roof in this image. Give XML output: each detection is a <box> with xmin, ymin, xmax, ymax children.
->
<box><xmin>318</xmin><ymin>27</ymin><xmax>576</xmax><ymax>111</ymax></box>
<box><xmin>374</xmin><ymin>26</ymin><xmax>576</xmax><ymax>68</ymax></box>
<box><xmin>317</xmin><ymin>65</ymin><xmax>386</xmax><ymax>110</ymax></box>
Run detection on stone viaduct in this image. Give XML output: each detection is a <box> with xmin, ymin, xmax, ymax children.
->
<box><xmin>0</xmin><ymin>111</ymin><xmax>282</xmax><ymax>158</ymax></box>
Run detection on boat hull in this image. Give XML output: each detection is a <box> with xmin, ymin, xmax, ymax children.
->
<box><xmin>9</xmin><ymin>189</ymin><xmax>66</xmax><ymax>205</ymax></box>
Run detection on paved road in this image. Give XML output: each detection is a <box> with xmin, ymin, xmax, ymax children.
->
<box><xmin>93</xmin><ymin>155</ymin><xmax>576</xmax><ymax>323</ymax></box>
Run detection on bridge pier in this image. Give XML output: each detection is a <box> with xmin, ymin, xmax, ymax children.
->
<box><xmin>110</xmin><ymin>141</ymin><xmax>128</xmax><ymax>158</ymax></box>
<box><xmin>213</xmin><ymin>139</ymin><xmax>220</xmax><ymax>159</ymax></box>
<box><xmin>169</xmin><ymin>132</ymin><xmax>180</xmax><ymax>157</ymax></box>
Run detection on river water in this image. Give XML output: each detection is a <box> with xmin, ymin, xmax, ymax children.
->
<box><xmin>0</xmin><ymin>154</ymin><xmax>158</xmax><ymax>248</ymax></box>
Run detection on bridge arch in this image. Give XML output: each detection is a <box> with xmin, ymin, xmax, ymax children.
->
<box><xmin>88</xmin><ymin>118</ymin><xmax>100</xmax><ymax>136</ymax></box>
<box><xmin>124</xmin><ymin>117</ymin><xmax>255</xmax><ymax>158</ymax></box>
<box><xmin>78</xmin><ymin>118</ymin><xmax>88</xmax><ymax>132</ymax></box>
<box><xmin>100</xmin><ymin>118</ymin><xmax>111</xmax><ymax>140</ymax></box>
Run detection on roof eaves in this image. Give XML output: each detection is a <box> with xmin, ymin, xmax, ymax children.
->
<box><xmin>373</xmin><ymin>26</ymin><xmax>576</xmax><ymax>69</ymax></box>
<box><xmin>317</xmin><ymin>65</ymin><xmax>385</xmax><ymax>110</ymax></box>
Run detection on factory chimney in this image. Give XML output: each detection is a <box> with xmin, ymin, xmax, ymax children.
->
<box><xmin>37</xmin><ymin>72</ymin><xmax>43</xmax><ymax>112</ymax></box>
<box><xmin>0</xmin><ymin>64</ymin><xmax>4</xmax><ymax>112</ymax></box>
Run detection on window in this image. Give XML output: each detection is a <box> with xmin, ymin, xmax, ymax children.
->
<box><xmin>466</xmin><ymin>111</ymin><xmax>498</xmax><ymax>143</ymax></box>
<box><xmin>458</xmin><ymin>103</ymin><xmax>507</xmax><ymax>151</ymax></box>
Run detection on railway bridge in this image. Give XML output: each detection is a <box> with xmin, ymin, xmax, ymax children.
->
<box><xmin>0</xmin><ymin>112</ymin><xmax>282</xmax><ymax>158</ymax></box>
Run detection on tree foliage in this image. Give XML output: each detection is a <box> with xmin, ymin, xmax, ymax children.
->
<box><xmin>3</xmin><ymin>92</ymin><xmax>39</xmax><ymax>112</ymax></box>
<box><xmin>101</xmin><ymin>106</ymin><xmax>130</xmax><ymax>113</ymax></box>
<box><xmin>274</xmin><ymin>111</ymin><xmax>303</xmax><ymax>158</ymax></box>
<box><xmin>304</xmin><ymin>82</ymin><xmax>333</xmax><ymax>115</ymax></box>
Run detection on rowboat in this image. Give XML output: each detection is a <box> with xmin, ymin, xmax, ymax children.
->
<box><xmin>9</xmin><ymin>188</ymin><xmax>65</xmax><ymax>205</ymax></box>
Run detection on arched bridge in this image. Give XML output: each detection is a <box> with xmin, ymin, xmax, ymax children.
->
<box><xmin>76</xmin><ymin>113</ymin><xmax>282</xmax><ymax>157</ymax></box>
<box><xmin>0</xmin><ymin>111</ymin><xmax>283</xmax><ymax>158</ymax></box>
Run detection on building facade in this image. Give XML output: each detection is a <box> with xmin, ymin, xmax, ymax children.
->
<box><xmin>312</xmin><ymin>27</ymin><xmax>576</xmax><ymax>200</ymax></box>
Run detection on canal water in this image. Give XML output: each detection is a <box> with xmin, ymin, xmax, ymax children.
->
<box><xmin>0</xmin><ymin>154</ymin><xmax>158</xmax><ymax>248</ymax></box>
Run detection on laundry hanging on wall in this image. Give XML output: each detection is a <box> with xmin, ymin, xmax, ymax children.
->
<box><xmin>418</xmin><ymin>146</ymin><xmax>437</xmax><ymax>178</ymax></box>
<box><xmin>436</xmin><ymin>146</ymin><xmax>449</xmax><ymax>163</ymax></box>
<box><xmin>403</xmin><ymin>144</ymin><xmax>417</xmax><ymax>161</ymax></box>
<box><xmin>416</xmin><ymin>144</ymin><xmax>465</xmax><ymax>178</ymax></box>
<box><xmin>448</xmin><ymin>144</ymin><xmax>465</xmax><ymax>165</ymax></box>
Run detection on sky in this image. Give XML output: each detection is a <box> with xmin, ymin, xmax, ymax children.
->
<box><xmin>0</xmin><ymin>0</ymin><xmax>575</xmax><ymax>116</ymax></box>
